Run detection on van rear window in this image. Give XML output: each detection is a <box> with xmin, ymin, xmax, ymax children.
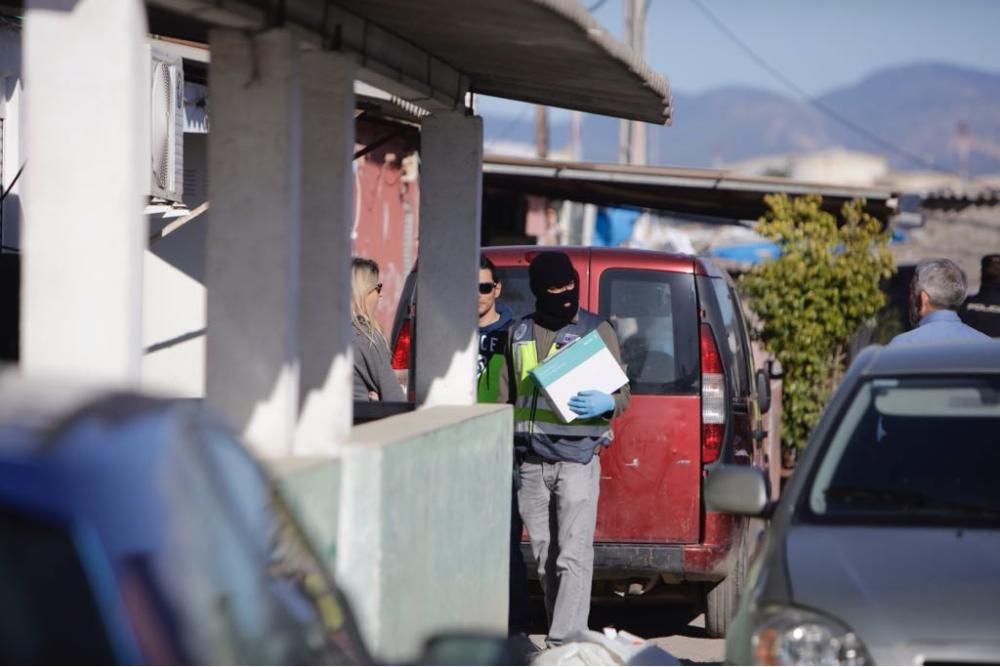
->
<box><xmin>599</xmin><ymin>269</ymin><xmax>699</xmax><ymax>395</ymax></box>
<box><xmin>493</xmin><ymin>268</ymin><xmax>534</xmax><ymax>321</ymax></box>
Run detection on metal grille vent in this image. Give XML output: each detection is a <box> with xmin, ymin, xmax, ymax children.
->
<box><xmin>150</xmin><ymin>60</ymin><xmax>173</xmax><ymax>191</ymax></box>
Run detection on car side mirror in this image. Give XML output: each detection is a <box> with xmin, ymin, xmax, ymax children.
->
<box><xmin>756</xmin><ymin>368</ymin><xmax>771</xmax><ymax>415</ymax></box>
<box><xmin>418</xmin><ymin>632</ymin><xmax>528</xmax><ymax>666</ymax></box>
<box><xmin>705</xmin><ymin>465</ymin><xmax>773</xmax><ymax>518</ymax></box>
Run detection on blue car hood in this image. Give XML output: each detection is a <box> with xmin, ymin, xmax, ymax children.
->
<box><xmin>786</xmin><ymin>525</ymin><xmax>1000</xmax><ymax>656</ymax></box>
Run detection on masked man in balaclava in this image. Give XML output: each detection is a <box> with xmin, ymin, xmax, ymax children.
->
<box><xmin>496</xmin><ymin>250</ymin><xmax>630</xmax><ymax>647</ymax></box>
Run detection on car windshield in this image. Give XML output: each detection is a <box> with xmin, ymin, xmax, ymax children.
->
<box><xmin>807</xmin><ymin>376</ymin><xmax>1000</xmax><ymax>526</ymax></box>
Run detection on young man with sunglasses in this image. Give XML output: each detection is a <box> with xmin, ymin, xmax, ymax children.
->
<box><xmin>478</xmin><ymin>254</ymin><xmax>514</xmax><ymax>402</ymax></box>
<box><xmin>477</xmin><ymin>254</ymin><xmax>532</xmax><ymax>645</ymax></box>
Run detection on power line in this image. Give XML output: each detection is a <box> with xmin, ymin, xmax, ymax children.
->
<box><xmin>688</xmin><ymin>0</ymin><xmax>952</xmax><ymax>173</ymax></box>
<box><xmin>588</xmin><ymin>0</ymin><xmax>608</xmax><ymax>12</ymax></box>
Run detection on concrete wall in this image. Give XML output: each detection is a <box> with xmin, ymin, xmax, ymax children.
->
<box><xmin>272</xmin><ymin>455</ymin><xmax>342</xmax><ymax>569</ymax></box>
<box><xmin>276</xmin><ymin>404</ymin><xmax>513</xmax><ymax>662</ymax></box>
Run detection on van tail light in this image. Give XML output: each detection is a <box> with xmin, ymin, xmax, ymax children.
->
<box><xmin>391</xmin><ymin>318</ymin><xmax>412</xmax><ymax>370</ymax></box>
<box><xmin>700</xmin><ymin>322</ymin><xmax>725</xmax><ymax>464</ymax></box>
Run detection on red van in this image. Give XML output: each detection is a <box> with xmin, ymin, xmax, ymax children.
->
<box><xmin>391</xmin><ymin>246</ymin><xmax>774</xmax><ymax>637</ymax></box>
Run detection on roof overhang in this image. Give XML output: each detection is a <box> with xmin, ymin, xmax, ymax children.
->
<box><xmin>146</xmin><ymin>0</ymin><xmax>671</xmax><ymax>124</ymax></box>
<box><xmin>483</xmin><ymin>155</ymin><xmax>900</xmax><ymax>223</ymax></box>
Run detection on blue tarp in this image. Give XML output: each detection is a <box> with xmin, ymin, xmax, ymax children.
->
<box><xmin>708</xmin><ymin>242</ymin><xmax>780</xmax><ymax>264</ymax></box>
<box><xmin>593</xmin><ymin>207</ymin><xmax>641</xmax><ymax>247</ymax></box>
<box><xmin>708</xmin><ymin>230</ymin><xmax>905</xmax><ymax>266</ymax></box>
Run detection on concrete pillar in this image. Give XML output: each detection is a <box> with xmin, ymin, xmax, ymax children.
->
<box><xmin>414</xmin><ymin>113</ymin><xmax>482</xmax><ymax>407</ymax></box>
<box><xmin>294</xmin><ymin>51</ymin><xmax>355</xmax><ymax>455</ymax></box>
<box><xmin>206</xmin><ymin>29</ymin><xmax>301</xmax><ymax>457</ymax></box>
<box><xmin>21</xmin><ymin>0</ymin><xmax>146</xmax><ymax>383</ymax></box>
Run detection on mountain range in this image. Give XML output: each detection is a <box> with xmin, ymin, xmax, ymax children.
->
<box><xmin>483</xmin><ymin>63</ymin><xmax>1000</xmax><ymax>176</ymax></box>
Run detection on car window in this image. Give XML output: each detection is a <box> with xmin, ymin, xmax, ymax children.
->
<box><xmin>0</xmin><ymin>506</ymin><xmax>118</xmax><ymax>663</ymax></box>
<box><xmin>806</xmin><ymin>377</ymin><xmax>1000</xmax><ymax>525</ymax></box>
<box><xmin>708</xmin><ymin>276</ymin><xmax>751</xmax><ymax>397</ymax></box>
<box><xmin>598</xmin><ymin>268</ymin><xmax>699</xmax><ymax>395</ymax></box>
<box><xmin>728</xmin><ymin>282</ymin><xmax>757</xmax><ymax>386</ymax></box>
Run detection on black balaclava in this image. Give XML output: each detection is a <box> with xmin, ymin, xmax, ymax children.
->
<box><xmin>529</xmin><ymin>251</ymin><xmax>579</xmax><ymax>330</ymax></box>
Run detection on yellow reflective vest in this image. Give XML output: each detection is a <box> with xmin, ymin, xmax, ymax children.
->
<box><xmin>510</xmin><ymin>312</ymin><xmax>613</xmax><ymax>463</ymax></box>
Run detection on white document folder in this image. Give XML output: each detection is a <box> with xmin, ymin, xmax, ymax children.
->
<box><xmin>528</xmin><ymin>329</ymin><xmax>628</xmax><ymax>423</ymax></box>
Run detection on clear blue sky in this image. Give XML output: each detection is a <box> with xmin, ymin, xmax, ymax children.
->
<box><xmin>479</xmin><ymin>0</ymin><xmax>1000</xmax><ymax>117</ymax></box>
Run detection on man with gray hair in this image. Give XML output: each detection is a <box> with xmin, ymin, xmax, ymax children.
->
<box><xmin>889</xmin><ymin>257</ymin><xmax>991</xmax><ymax>347</ymax></box>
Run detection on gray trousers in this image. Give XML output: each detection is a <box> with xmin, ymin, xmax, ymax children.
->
<box><xmin>517</xmin><ymin>456</ymin><xmax>600</xmax><ymax>646</ymax></box>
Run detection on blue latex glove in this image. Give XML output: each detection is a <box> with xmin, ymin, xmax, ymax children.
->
<box><xmin>567</xmin><ymin>390</ymin><xmax>615</xmax><ymax>419</ymax></box>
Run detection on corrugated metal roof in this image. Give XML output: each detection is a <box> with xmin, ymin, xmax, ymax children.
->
<box><xmin>148</xmin><ymin>0</ymin><xmax>671</xmax><ymax>124</ymax></box>
<box><xmin>483</xmin><ymin>155</ymin><xmax>899</xmax><ymax>222</ymax></box>
<box><xmin>921</xmin><ymin>187</ymin><xmax>1000</xmax><ymax>211</ymax></box>
<box><xmin>331</xmin><ymin>0</ymin><xmax>671</xmax><ymax>124</ymax></box>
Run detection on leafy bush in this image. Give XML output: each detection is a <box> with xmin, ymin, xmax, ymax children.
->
<box><xmin>740</xmin><ymin>194</ymin><xmax>895</xmax><ymax>451</ymax></box>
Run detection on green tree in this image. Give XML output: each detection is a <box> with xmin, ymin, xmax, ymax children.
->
<box><xmin>740</xmin><ymin>194</ymin><xmax>895</xmax><ymax>452</ymax></box>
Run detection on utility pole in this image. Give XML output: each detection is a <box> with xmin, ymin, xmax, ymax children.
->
<box><xmin>956</xmin><ymin>121</ymin><xmax>971</xmax><ymax>181</ymax></box>
<box><xmin>619</xmin><ymin>0</ymin><xmax>646</xmax><ymax>165</ymax></box>
<box><xmin>535</xmin><ymin>104</ymin><xmax>549</xmax><ymax>158</ymax></box>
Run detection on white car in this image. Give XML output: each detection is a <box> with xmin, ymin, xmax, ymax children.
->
<box><xmin>708</xmin><ymin>340</ymin><xmax>1000</xmax><ymax>665</ymax></box>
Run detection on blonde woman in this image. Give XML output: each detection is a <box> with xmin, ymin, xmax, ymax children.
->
<box><xmin>351</xmin><ymin>257</ymin><xmax>405</xmax><ymax>402</ymax></box>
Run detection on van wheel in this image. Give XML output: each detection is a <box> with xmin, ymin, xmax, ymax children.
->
<box><xmin>704</xmin><ymin>524</ymin><xmax>748</xmax><ymax>639</ymax></box>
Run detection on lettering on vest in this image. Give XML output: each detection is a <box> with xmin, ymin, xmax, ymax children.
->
<box><xmin>966</xmin><ymin>302</ymin><xmax>1000</xmax><ymax>314</ymax></box>
<box><xmin>478</xmin><ymin>330</ymin><xmax>508</xmax><ymax>379</ymax></box>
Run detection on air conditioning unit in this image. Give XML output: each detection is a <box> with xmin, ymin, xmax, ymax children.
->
<box><xmin>145</xmin><ymin>44</ymin><xmax>184</xmax><ymax>203</ymax></box>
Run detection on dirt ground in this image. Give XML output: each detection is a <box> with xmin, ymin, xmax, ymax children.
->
<box><xmin>528</xmin><ymin>601</ymin><xmax>725</xmax><ymax>665</ymax></box>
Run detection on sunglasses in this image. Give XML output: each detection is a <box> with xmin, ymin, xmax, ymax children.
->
<box><xmin>371</xmin><ymin>282</ymin><xmax>383</xmax><ymax>295</ymax></box>
<box><xmin>478</xmin><ymin>281</ymin><xmax>497</xmax><ymax>295</ymax></box>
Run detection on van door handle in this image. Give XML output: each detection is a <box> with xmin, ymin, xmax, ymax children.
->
<box><xmin>624</xmin><ymin>458</ymin><xmax>639</xmax><ymax>468</ymax></box>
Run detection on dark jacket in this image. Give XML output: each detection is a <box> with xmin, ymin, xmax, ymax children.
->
<box><xmin>478</xmin><ymin>302</ymin><xmax>514</xmax><ymax>403</ymax></box>
<box><xmin>960</xmin><ymin>284</ymin><xmax>1000</xmax><ymax>337</ymax></box>
<box><xmin>352</xmin><ymin>322</ymin><xmax>406</xmax><ymax>402</ymax></box>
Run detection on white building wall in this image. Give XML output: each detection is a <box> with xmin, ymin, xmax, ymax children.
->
<box><xmin>21</xmin><ymin>0</ymin><xmax>147</xmax><ymax>385</ymax></box>
<box><xmin>204</xmin><ymin>29</ymin><xmax>303</xmax><ymax>456</ymax></box>
<box><xmin>414</xmin><ymin>112</ymin><xmax>482</xmax><ymax>407</ymax></box>
<box><xmin>791</xmin><ymin>148</ymin><xmax>889</xmax><ymax>186</ymax></box>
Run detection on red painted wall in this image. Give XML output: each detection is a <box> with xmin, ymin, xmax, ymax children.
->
<box><xmin>352</xmin><ymin>121</ymin><xmax>419</xmax><ymax>336</ymax></box>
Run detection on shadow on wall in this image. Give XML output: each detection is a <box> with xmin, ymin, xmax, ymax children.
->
<box><xmin>1</xmin><ymin>187</ymin><xmax>20</xmax><ymax>363</ymax></box>
<box><xmin>0</xmin><ymin>251</ymin><xmax>18</xmax><ymax>363</ymax></box>
<box><xmin>148</xmin><ymin>210</ymin><xmax>206</xmax><ymax>285</ymax></box>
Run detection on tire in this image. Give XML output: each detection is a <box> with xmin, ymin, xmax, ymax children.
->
<box><xmin>704</xmin><ymin>523</ymin><xmax>748</xmax><ymax>639</ymax></box>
